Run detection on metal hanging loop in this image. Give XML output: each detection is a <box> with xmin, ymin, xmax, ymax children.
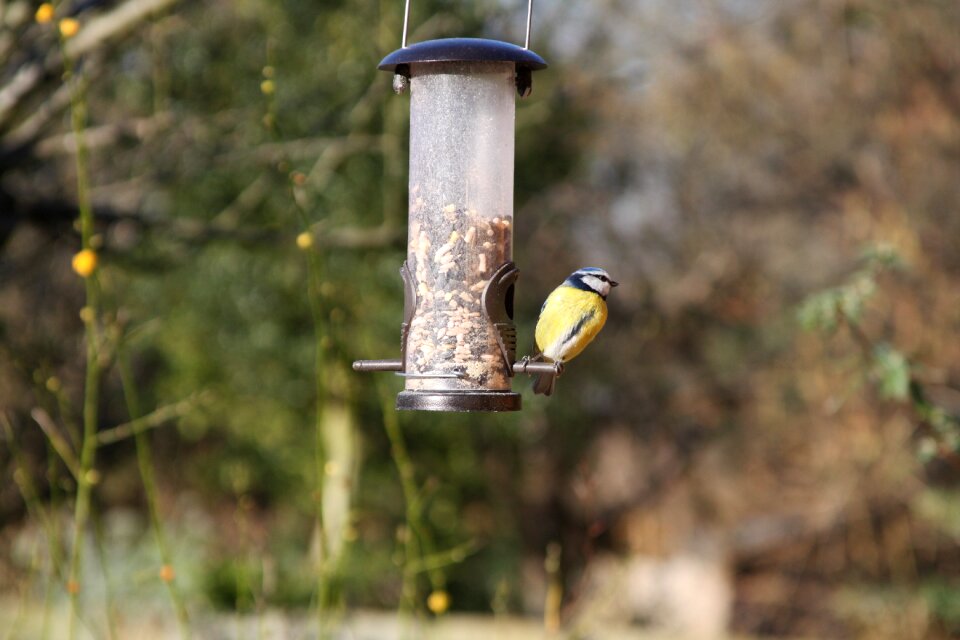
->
<box><xmin>400</xmin><ymin>0</ymin><xmax>535</xmax><ymax>50</ymax></box>
<box><xmin>402</xmin><ymin>0</ymin><xmax>412</xmax><ymax>48</ymax></box>
<box><xmin>524</xmin><ymin>0</ymin><xmax>534</xmax><ymax>49</ymax></box>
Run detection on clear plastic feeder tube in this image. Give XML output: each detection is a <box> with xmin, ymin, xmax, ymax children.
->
<box><xmin>404</xmin><ymin>61</ymin><xmax>516</xmax><ymax>392</ymax></box>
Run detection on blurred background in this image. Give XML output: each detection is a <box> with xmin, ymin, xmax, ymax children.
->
<box><xmin>3</xmin><ymin>0</ymin><xmax>960</xmax><ymax>638</ymax></box>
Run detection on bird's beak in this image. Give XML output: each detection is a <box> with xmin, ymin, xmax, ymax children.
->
<box><xmin>610</xmin><ymin>280</ymin><xmax>619</xmax><ymax>287</ymax></box>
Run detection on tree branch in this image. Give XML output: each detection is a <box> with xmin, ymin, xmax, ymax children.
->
<box><xmin>30</xmin><ymin>408</ymin><xmax>81</xmax><ymax>480</ymax></box>
<box><xmin>32</xmin><ymin>112</ymin><xmax>174</xmax><ymax>158</ymax></box>
<box><xmin>96</xmin><ymin>391</ymin><xmax>209</xmax><ymax>446</ymax></box>
<box><xmin>65</xmin><ymin>0</ymin><xmax>179</xmax><ymax>60</ymax></box>
<box><xmin>0</xmin><ymin>0</ymin><xmax>179</xmax><ymax>132</ymax></box>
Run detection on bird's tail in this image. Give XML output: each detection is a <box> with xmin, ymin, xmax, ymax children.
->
<box><xmin>532</xmin><ymin>371</ymin><xmax>556</xmax><ymax>396</ymax></box>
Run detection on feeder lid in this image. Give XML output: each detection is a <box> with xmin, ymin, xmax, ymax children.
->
<box><xmin>379</xmin><ymin>38</ymin><xmax>547</xmax><ymax>72</ymax></box>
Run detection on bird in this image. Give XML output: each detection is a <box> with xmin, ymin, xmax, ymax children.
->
<box><xmin>532</xmin><ymin>267</ymin><xmax>618</xmax><ymax>396</ymax></box>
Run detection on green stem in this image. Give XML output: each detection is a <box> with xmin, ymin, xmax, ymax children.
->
<box><xmin>375</xmin><ymin>381</ymin><xmax>422</xmax><ymax>615</ymax></box>
<box><xmin>67</xmin><ymin>282</ymin><xmax>99</xmax><ymax>640</ymax></box>
<box><xmin>118</xmin><ymin>352</ymin><xmax>192</xmax><ymax>638</ymax></box>
<box><xmin>299</xmin><ymin>219</ymin><xmax>332</xmax><ymax>635</ymax></box>
<box><xmin>42</xmin><ymin>444</ymin><xmax>63</xmax><ymax>640</ymax></box>
<box><xmin>2</xmin><ymin>418</ymin><xmax>61</xmax><ymax>577</ymax></box>
<box><xmin>62</xmin><ymin>38</ymin><xmax>100</xmax><ymax>640</ymax></box>
<box><xmin>3</xmin><ymin>417</ymin><xmax>70</xmax><ymax>640</ymax></box>
<box><xmin>406</xmin><ymin>540</ymin><xmax>479</xmax><ymax>574</ymax></box>
<box><xmin>92</xmin><ymin>509</ymin><xmax>119</xmax><ymax>640</ymax></box>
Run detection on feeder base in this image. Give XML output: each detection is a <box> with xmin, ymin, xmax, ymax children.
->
<box><xmin>396</xmin><ymin>390</ymin><xmax>521</xmax><ymax>412</ymax></box>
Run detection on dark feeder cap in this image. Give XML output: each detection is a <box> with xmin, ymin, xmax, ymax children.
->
<box><xmin>379</xmin><ymin>38</ymin><xmax>547</xmax><ymax>97</ymax></box>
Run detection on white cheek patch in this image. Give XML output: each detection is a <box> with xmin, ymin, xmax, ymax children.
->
<box><xmin>581</xmin><ymin>274</ymin><xmax>609</xmax><ymax>296</ymax></box>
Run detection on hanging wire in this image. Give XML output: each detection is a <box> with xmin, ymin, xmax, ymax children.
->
<box><xmin>402</xmin><ymin>0</ymin><xmax>412</xmax><ymax>47</ymax></box>
<box><xmin>524</xmin><ymin>0</ymin><xmax>534</xmax><ymax>49</ymax></box>
<box><xmin>400</xmin><ymin>0</ymin><xmax>534</xmax><ymax>49</ymax></box>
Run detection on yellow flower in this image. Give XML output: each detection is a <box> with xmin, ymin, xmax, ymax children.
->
<box><xmin>262</xmin><ymin>65</ymin><xmax>275</xmax><ymax>78</ymax></box>
<box><xmin>59</xmin><ymin>17</ymin><xmax>79</xmax><ymax>37</ymax></box>
<box><xmin>260</xmin><ymin>79</ymin><xmax>275</xmax><ymax>95</ymax></box>
<box><xmin>159</xmin><ymin>564</ymin><xmax>175</xmax><ymax>583</ymax></box>
<box><xmin>35</xmin><ymin>3</ymin><xmax>54</xmax><ymax>23</ymax></box>
<box><xmin>296</xmin><ymin>231</ymin><xmax>313</xmax><ymax>250</ymax></box>
<box><xmin>71</xmin><ymin>248</ymin><xmax>97</xmax><ymax>277</ymax></box>
<box><xmin>427</xmin><ymin>590</ymin><xmax>450</xmax><ymax>615</ymax></box>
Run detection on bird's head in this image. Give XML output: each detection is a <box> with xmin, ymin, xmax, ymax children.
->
<box><xmin>565</xmin><ymin>267</ymin><xmax>619</xmax><ymax>299</ymax></box>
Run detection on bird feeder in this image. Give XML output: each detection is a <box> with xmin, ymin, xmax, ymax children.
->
<box><xmin>353</xmin><ymin>0</ymin><xmax>560</xmax><ymax>411</ymax></box>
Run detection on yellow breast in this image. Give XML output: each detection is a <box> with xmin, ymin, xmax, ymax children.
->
<box><xmin>535</xmin><ymin>286</ymin><xmax>608</xmax><ymax>362</ymax></box>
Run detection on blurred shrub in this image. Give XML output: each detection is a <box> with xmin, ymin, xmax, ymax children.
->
<box><xmin>3</xmin><ymin>0</ymin><xmax>960</xmax><ymax>637</ymax></box>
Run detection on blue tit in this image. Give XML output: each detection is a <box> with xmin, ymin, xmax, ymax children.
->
<box><xmin>533</xmin><ymin>267</ymin><xmax>618</xmax><ymax>396</ymax></box>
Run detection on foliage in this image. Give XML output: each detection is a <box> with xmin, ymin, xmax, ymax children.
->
<box><xmin>2</xmin><ymin>0</ymin><xmax>960</xmax><ymax>638</ymax></box>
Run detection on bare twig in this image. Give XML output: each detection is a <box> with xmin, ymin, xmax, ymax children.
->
<box><xmin>306</xmin><ymin>133</ymin><xmax>386</xmax><ymax>187</ymax></box>
<box><xmin>96</xmin><ymin>391</ymin><xmax>208</xmax><ymax>446</ymax></box>
<box><xmin>225</xmin><ymin>134</ymin><xmax>386</xmax><ymax>166</ymax></box>
<box><xmin>117</xmin><ymin>351</ymin><xmax>192</xmax><ymax>636</ymax></box>
<box><xmin>1</xmin><ymin>56</ymin><xmax>106</xmax><ymax>157</ymax></box>
<box><xmin>0</xmin><ymin>0</ymin><xmax>179</xmax><ymax>130</ymax></box>
<box><xmin>309</xmin><ymin>223</ymin><xmax>404</xmax><ymax>250</ymax></box>
<box><xmin>211</xmin><ymin>174</ymin><xmax>271</xmax><ymax>228</ymax></box>
<box><xmin>30</xmin><ymin>408</ymin><xmax>81</xmax><ymax>480</ymax></box>
<box><xmin>0</xmin><ymin>65</ymin><xmax>44</xmax><ymax>129</ymax></box>
<box><xmin>405</xmin><ymin>540</ymin><xmax>480</xmax><ymax>574</ymax></box>
<box><xmin>33</xmin><ymin>112</ymin><xmax>174</xmax><ymax>158</ymax></box>
<box><xmin>64</xmin><ymin>0</ymin><xmax>180</xmax><ymax>60</ymax></box>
